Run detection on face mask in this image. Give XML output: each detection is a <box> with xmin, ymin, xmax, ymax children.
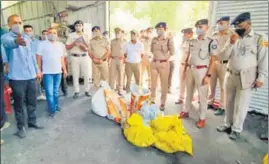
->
<box><xmin>93</xmin><ymin>31</ymin><xmax>101</xmax><ymax>38</ymax></box>
<box><xmin>42</xmin><ymin>35</ymin><xmax>48</xmax><ymax>40</ymax></box>
<box><xmin>75</xmin><ymin>26</ymin><xmax>83</xmax><ymax>32</ymax></box>
<box><xmin>116</xmin><ymin>33</ymin><xmax>122</xmax><ymax>39</ymax></box>
<box><xmin>182</xmin><ymin>36</ymin><xmax>189</xmax><ymax>41</ymax></box>
<box><xmin>195</xmin><ymin>28</ymin><xmax>205</xmax><ymax>36</ymax></box>
<box><xmin>131</xmin><ymin>35</ymin><xmax>137</xmax><ymax>41</ymax></box>
<box><xmin>147</xmin><ymin>33</ymin><xmax>152</xmax><ymax>38</ymax></box>
<box><xmin>25</xmin><ymin>32</ymin><xmax>33</xmax><ymax>38</ymax></box>
<box><xmin>217</xmin><ymin>25</ymin><xmax>226</xmax><ymax>31</ymax></box>
<box><xmin>47</xmin><ymin>34</ymin><xmax>57</xmax><ymax>41</ymax></box>
<box><xmin>11</xmin><ymin>24</ymin><xmax>23</xmax><ymax>34</ymax></box>
<box><xmin>157</xmin><ymin>30</ymin><xmax>165</xmax><ymax>36</ymax></box>
<box><xmin>235</xmin><ymin>28</ymin><xmax>246</xmax><ymax>37</ymax></box>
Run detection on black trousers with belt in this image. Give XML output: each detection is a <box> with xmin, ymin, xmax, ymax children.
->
<box><xmin>9</xmin><ymin>79</ymin><xmax>37</xmax><ymax>130</ymax></box>
<box><xmin>0</xmin><ymin>72</ymin><xmax>7</xmax><ymax>129</ymax></box>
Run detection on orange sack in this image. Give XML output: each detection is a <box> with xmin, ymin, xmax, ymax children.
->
<box><xmin>104</xmin><ymin>89</ymin><xmax>128</xmax><ymax>124</ymax></box>
<box><xmin>129</xmin><ymin>84</ymin><xmax>151</xmax><ymax>113</ymax></box>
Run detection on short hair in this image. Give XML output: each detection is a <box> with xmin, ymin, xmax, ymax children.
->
<box><xmin>47</xmin><ymin>27</ymin><xmax>57</xmax><ymax>31</ymax></box>
<box><xmin>23</xmin><ymin>25</ymin><xmax>33</xmax><ymax>30</ymax></box>
<box><xmin>7</xmin><ymin>14</ymin><xmax>19</xmax><ymax>23</ymax></box>
<box><xmin>42</xmin><ymin>30</ymin><xmax>48</xmax><ymax>34</ymax></box>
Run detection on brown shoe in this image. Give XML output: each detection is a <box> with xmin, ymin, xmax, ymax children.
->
<box><xmin>196</xmin><ymin>119</ymin><xmax>206</xmax><ymax>128</ymax></box>
<box><xmin>175</xmin><ymin>100</ymin><xmax>183</xmax><ymax>105</ymax></box>
<box><xmin>179</xmin><ymin>112</ymin><xmax>189</xmax><ymax>118</ymax></box>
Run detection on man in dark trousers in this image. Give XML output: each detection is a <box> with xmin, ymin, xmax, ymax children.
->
<box><xmin>1</xmin><ymin>14</ymin><xmax>44</xmax><ymax>139</ymax></box>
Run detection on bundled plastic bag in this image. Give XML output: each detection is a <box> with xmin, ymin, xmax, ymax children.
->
<box><xmin>263</xmin><ymin>154</ymin><xmax>268</xmax><ymax>164</ymax></box>
<box><xmin>150</xmin><ymin>115</ymin><xmax>193</xmax><ymax>155</ymax></box>
<box><xmin>130</xmin><ymin>84</ymin><xmax>151</xmax><ymax>113</ymax></box>
<box><xmin>139</xmin><ymin>101</ymin><xmax>160</xmax><ymax>125</ymax></box>
<box><xmin>123</xmin><ymin>113</ymin><xmax>156</xmax><ymax>148</ymax></box>
<box><xmin>91</xmin><ymin>81</ymin><xmax>111</xmax><ymax>117</ymax></box>
<box><xmin>104</xmin><ymin>89</ymin><xmax>128</xmax><ymax>124</ymax></box>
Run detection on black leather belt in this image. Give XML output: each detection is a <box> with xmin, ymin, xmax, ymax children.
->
<box><xmin>71</xmin><ymin>53</ymin><xmax>87</xmax><ymax>57</ymax></box>
<box><xmin>220</xmin><ymin>60</ymin><xmax>228</xmax><ymax>64</ymax></box>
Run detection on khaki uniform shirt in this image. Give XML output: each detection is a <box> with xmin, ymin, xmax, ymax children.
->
<box><xmin>110</xmin><ymin>38</ymin><xmax>127</xmax><ymax>57</ymax></box>
<box><xmin>151</xmin><ymin>36</ymin><xmax>175</xmax><ymax>60</ymax></box>
<box><xmin>180</xmin><ymin>40</ymin><xmax>190</xmax><ymax>63</ymax></box>
<box><xmin>89</xmin><ymin>37</ymin><xmax>110</xmax><ymax>58</ymax></box>
<box><xmin>220</xmin><ymin>30</ymin><xmax>268</xmax><ymax>82</ymax></box>
<box><xmin>187</xmin><ymin>37</ymin><xmax>218</xmax><ymax>66</ymax></box>
<box><xmin>66</xmin><ymin>32</ymin><xmax>90</xmax><ymax>55</ymax></box>
<box><xmin>212</xmin><ymin>31</ymin><xmax>233</xmax><ymax>61</ymax></box>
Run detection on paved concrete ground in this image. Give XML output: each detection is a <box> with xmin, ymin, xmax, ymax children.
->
<box><xmin>1</xmin><ymin>84</ymin><xmax>268</xmax><ymax>164</ymax></box>
<box><xmin>1</xmin><ymin>53</ymin><xmax>268</xmax><ymax>164</ymax></box>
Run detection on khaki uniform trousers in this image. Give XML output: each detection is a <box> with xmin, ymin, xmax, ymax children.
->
<box><xmin>209</xmin><ymin>61</ymin><xmax>227</xmax><ymax>108</ymax></box>
<box><xmin>92</xmin><ymin>61</ymin><xmax>109</xmax><ymax>88</ymax></box>
<box><xmin>125</xmin><ymin>62</ymin><xmax>141</xmax><ymax>92</ymax></box>
<box><xmin>109</xmin><ymin>58</ymin><xmax>124</xmax><ymax>91</ymax></box>
<box><xmin>140</xmin><ymin>57</ymin><xmax>151</xmax><ymax>87</ymax></box>
<box><xmin>224</xmin><ymin>72</ymin><xmax>252</xmax><ymax>133</ymax></box>
<box><xmin>150</xmin><ymin>61</ymin><xmax>170</xmax><ymax>105</ymax></box>
<box><xmin>71</xmin><ymin>55</ymin><xmax>92</xmax><ymax>93</ymax></box>
<box><xmin>183</xmin><ymin>67</ymin><xmax>208</xmax><ymax>120</ymax></box>
<box><xmin>179</xmin><ymin>64</ymin><xmax>186</xmax><ymax>101</ymax></box>
<box><xmin>168</xmin><ymin>60</ymin><xmax>175</xmax><ymax>90</ymax></box>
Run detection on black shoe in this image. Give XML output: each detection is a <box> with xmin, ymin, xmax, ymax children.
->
<box><xmin>217</xmin><ymin>126</ymin><xmax>232</xmax><ymax>134</ymax></box>
<box><xmin>73</xmin><ymin>93</ymin><xmax>79</xmax><ymax>99</ymax></box>
<box><xmin>85</xmin><ymin>92</ymin><xmax>91</xmax><ymax>97</ymax></box>
<box><xmin>229</xmin><ymin>131</ymin><xmax>240</xmax><ymax>140</ymax></box>
<box><xmin>28</xmin><ymin>123</ymin><xmax>44</xmax><ymax>129</ymax></box>
<box><xmin>63</xmin><ymin>92</ymin><xmax>68</xmax><ymax>97</ymax></box>
<box><xmin>208</xmin><ymin>104</ymin><xmax>215</xmax><ymax>110</ymax></box>
<box><xmin>56</xmin><ymin>107</ymin><xmax>61</xmax><ymax>112</ymax></box>
<box><xmin>15</xmin><ymin>127</ymin><xmax>26</xmax><ymax>138</ymax></box>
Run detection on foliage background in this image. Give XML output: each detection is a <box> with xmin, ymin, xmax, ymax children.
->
<box><xmin>109</xmin><ymin>1</ymin><xmax>209</xmax><ymax>36</ymax></box>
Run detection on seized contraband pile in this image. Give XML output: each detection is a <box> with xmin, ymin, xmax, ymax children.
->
<box><xmin>91</xmin><ymin>82</ymin><xmax>193</xmax><ymax>156</ymax></box>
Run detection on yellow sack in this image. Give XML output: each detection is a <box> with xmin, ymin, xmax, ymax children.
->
<box><xmin>263</xmin><ymin>154</ymin><xmax>268</xmax><ymax>164</ymax></box>
<box><xmin>123</xmin><ymin>113</ymin><xmax>156</xmax><ymax>148</ymax></box>
<box><xmin>150</xmin><ymin>115</ymin><xmax>193</xmax><ymax>156</ymax></box>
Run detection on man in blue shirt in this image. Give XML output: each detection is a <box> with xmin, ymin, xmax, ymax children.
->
<box><xmin>1</xmin><ymin>14</ymin><xmax>44</xmax><ymax>139</ymax></box>
<box><xmin>23</xmin><ymin>25</ymin><xmax>47</xmax><ymax>101</ymax></box>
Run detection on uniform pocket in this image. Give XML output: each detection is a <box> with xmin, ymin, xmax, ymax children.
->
<box><xmin>161</xmin><ymin>45</ymin><xmax>168</xmax><ymax>53</ymax></box>
<box><xmin>240</xmin><ymin>68</ymin><xmax>256</xmax><ymax>89</ymax></box>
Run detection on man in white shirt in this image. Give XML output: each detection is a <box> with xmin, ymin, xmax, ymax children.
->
<box><xmin>65</xmin><ymin>20</ymin><xmax>91</xmax><ymax>99</ymax></box>
<box><xmin>36</xmin><ymin>28</ymin><xmax>68</xmax><ymax>117</ymax></box>
<box><xmin>123</xmin><ymin>30</ymin><xmax>145</xmax><ymax>92</ymax></box>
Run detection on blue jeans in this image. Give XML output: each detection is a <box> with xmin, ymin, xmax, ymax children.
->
<box><xmin>43</xmin><ymin>74</ymin><xmax>62</xmax><ymax>114</ymax></box>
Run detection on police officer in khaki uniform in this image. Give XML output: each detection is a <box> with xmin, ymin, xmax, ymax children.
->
<box><xmin>88</xmin><ymin>26</ymin><xmax>110</xmax><ymax>89</ymax></box>
<box><xmin>66</xmin><ymin>20</ymin><xmax>91</xmax><ymax>99</ymax></box>
<box><xmin>217</xmin><ymin>12</ymin><xmax>268</xmax><ymax>140</ymax></box>
<box><xmin>109</xmin><ymin>27</ymin><xmax>127</xmax><ymax>95</ymax></box>
<box><xmin>140</xmin><ymin>27</ymin><xmax>153</xmax><ymax>88</ymax></box>
<box><xmin>175</xmin><ymin>28</ymin><xmax>193</xmax><ymax>104</ymax></box>
<box><xmin>208</xmin><ymin>16</ymin><xmax>233</xmax><ymax>116</ymax></box>
<box><xmin>180</xmin><ymin>19</ymin><xmax>218</xmax><ymax>128</ymax></box>
<box><xmin>150</xmin><ymin>22</ymin><xmax>175</xmax><ymax>111</ymax></box>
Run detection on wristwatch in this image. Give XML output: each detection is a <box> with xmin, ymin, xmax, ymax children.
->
<box><xmin>207</xmin><ymin>74</ymin><xmax>211</xmax><ymax>77</ymax></box>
